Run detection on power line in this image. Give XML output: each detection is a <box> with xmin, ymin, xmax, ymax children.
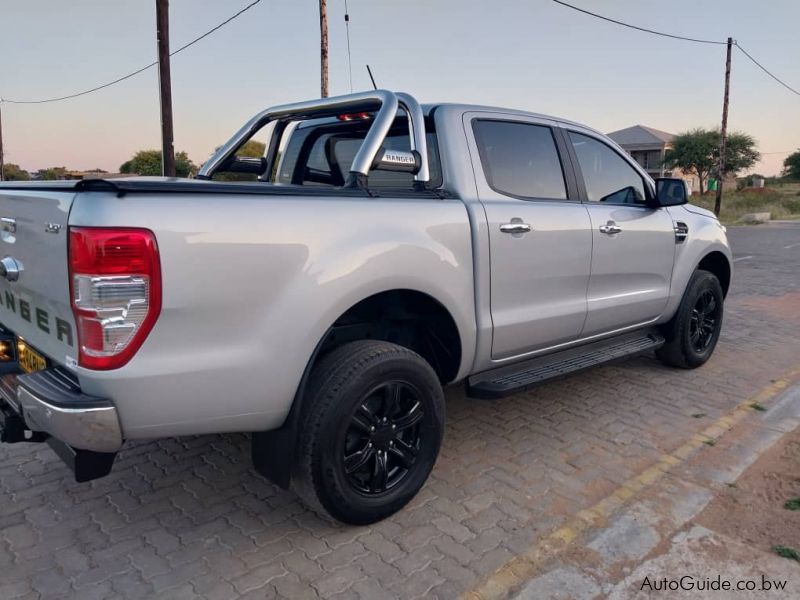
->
<box><xmin>552</xmin><ymin>0</ymin><xmax>800</xmax><ymax>99</ymax></box>
<box><xmin>734</xmin><ymin>42</ymin><xmax>800</xmax><ymax>97</ymax></box>
<box><xmin>551</xmin><ymin>0</ymin><xmax>726</xmax><ymax>45</ymax></box>
<box><xmin>0</xmin><ymin>0</ymin><xmax>263</xmax><ymax>105</ymax></box>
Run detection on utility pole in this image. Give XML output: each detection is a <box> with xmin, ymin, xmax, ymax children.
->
<box><xmin>714</xmin><ymin>37</ymin><xmax>733</xmax><ymax>217</ymax></box>
<box><xmin>319</xmin><ymin>0</ymin><xmax>329</xmax><ymax>97</ymax></box>
<box><xmin>0</xmin><ymin>102</ymin><xmax>5</xmax><ymax>181</ymax></box>
<box><xmin>156</xmin><ymin>0</ymin><xmax>176</xmax><ymax>177</ymax></box>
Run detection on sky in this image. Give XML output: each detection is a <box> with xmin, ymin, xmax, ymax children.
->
<box><xmin>1</xmin><ymin>0</ymin><xmax>798</xmax><ymax>176</ymax></box>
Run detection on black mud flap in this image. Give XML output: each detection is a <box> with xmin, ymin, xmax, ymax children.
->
<box><xmin>1</xmin><ymin>396</ymin><xmax>115</xmax><ymax>483</ymax></box>
<box><xmin>251</xmin><ymin>330</ymin><xmax>332</xmax><ymax>489</ymax></box>
<box><xmin>252</xmin><ymin>425</ymin><xmax>294</xmax><ymax>489</ymax></box>
<box><xmin>46</xmin><ymin>438</ymin><xmax>116</xmax><ymax>483</ymax></box>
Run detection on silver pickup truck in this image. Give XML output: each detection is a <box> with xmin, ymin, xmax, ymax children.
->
<box><xmin>0</xmin><ymin>90</ymin><xmax>731</xmax><ymax>524</ymax></box>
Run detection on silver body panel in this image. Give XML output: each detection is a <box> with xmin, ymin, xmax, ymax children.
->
<box><xmin>68</xmin><ymin>189</ymin><xmax>476</xmax><ymax>438</ymax></box>
<box><xmin>580</xmin><ymin>203</ymin><xmax>675</xmax><ymax>336</ymax></box>
<box><xmin>0</xmin><ymin>96</ymin><xmax>731</xmax><ymax>442</ymax></box>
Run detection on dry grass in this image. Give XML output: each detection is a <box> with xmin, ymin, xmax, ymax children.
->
<box><xmin>690</xmin><ymin>182</ymin><xmax>800</xmax><ymax>224</ymax></box>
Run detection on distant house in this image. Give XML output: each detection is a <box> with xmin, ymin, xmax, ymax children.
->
<box><xmin>608</xmin><ymin>125</ymin><xmax>702</xmax><ymax>192</ymax></box>
<box><xmin>607</xmin><ymin>125</ymin><xmax>677</xmax><ymax>180</ymax></box>
<box><xmin>607</xmin><ymin>125</ymin><xmax>738</xmax><ymax>193</ymax></box>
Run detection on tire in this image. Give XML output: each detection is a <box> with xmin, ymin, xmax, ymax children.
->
<box><xmin>293</xmin><ymin>340</ymin><xmax>445</xmax><ymax>525</ymax></box>
<box><xmin>656</xmin><ymin>269</ymin><xmax>724</xmax><ymax>369</ymax></box>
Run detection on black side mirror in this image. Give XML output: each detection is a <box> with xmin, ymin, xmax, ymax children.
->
<box><xmin>654</xmin><ymin>177</ymin><xmax>688</xmax><ymax>207</ymax></box>
<box><xmin>220</xmin><ymin>156</ymin><xmax>266</xmax><ymax>175</ymax></box>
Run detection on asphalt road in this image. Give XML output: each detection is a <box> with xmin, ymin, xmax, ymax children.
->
<box><xmin>728</xmin><ymin>221</ymin><xmax>800</xmax><ymax>296</ymax></box>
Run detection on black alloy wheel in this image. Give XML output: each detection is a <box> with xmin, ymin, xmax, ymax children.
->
<box><xmin>657</xmin><ymin>269</ymin><xmax>724</xmax><ymax>369</ymax></box>
<box><xmin>293</xmin><ymin>340</ymin><xmax>445</xmax><ymax>525</ymax></box>
<box><xmin>689</xmin><ymin>289</ymin><xmax>720</xmax><ymax>353</ymax></box>
<box><xmin>342</xmin><ymin>381</ymin><xmax>424</xmax><ymax>495</ymax></box>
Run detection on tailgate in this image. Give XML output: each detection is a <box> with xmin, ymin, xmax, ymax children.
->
<box><xmin>0</xmin><ymin>184</ymin><xmax>78</xmax><ymax>368</ymax></box>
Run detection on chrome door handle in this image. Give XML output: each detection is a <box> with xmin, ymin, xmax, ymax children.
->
<box><xmin>599</xmin><ymin>221</ymin><xmax>622</xmax><ymax>235</ymax></box>
<box><xmin>0</xmin><ymin>218</ymin><xmax>16</xmax><ymax>234</ymax></box>
<box><xmin>0</xmin><ymin>256</ymin><xmax>22</xmax><ymax>282</ymax></box>
<box><xmin>500</xmin><ymin>221</ymin><xmax>532</xmax><ymax>234</ymax></box>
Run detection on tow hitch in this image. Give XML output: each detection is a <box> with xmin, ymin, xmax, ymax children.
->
<box><xmin>0</xmin><ymin>402</ymin><xmax>47</xmax><ymax>444</ymax></box>
<box><xmin>0</xmin><ymin>401</ymin><xmax>116</xmax><ymax>481</ymax></box>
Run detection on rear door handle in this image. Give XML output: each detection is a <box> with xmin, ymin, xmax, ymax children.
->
<box><xmin>0</xmin><ymin>218</ymin><xmax>16</xmax><ymax>234</ymax></box>
<box><xmin>500</xmin><ymin>220</ymin><xmax>532</xmax><ymax>235</ymax></box>
<box><xmin>599</xmin><ymin>221</ymin><xmax>622</xmax><ymax>235</ymax></box>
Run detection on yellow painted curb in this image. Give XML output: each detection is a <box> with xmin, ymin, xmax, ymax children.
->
<box><xmin>464</xmin><ymin>366</ymin><xmax>800</xmax><ymax>600</ymax></box>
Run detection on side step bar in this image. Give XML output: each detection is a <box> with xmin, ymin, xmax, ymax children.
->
<box><xmin>467</xmin><ymin>330</ymin><xmax>665</xmax><ymax>399</ymax></box>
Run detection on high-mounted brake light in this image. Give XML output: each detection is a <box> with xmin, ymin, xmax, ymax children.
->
<box><xmin>69</xmin><ymin>227</ymin><xmax>161</xmax><ymax>370</ymax></box>
<box><xmin>337</xmin><ymin>111</ymin><xmax>372</xmax><ymax>121</ymax></box>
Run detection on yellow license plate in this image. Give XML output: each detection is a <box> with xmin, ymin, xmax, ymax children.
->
<box><xmin>17</xmin><ymin>339</ymin><xmax>47</xmax><ymax>374</ymax></box>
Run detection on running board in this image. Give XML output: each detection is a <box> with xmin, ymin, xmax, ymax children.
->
<box><xmin>467</xmin><ymin>331</ymin><xmax>665</xmax><ymax>399</ymax></box>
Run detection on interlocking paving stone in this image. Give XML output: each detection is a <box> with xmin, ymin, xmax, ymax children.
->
<box><xmin>1</xmin><ymin>223</ymin><xmax>799</xmax><ymax>598</ymax></box>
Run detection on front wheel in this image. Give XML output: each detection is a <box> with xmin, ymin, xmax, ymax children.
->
<box><xmin>293</xmin><ymin>340</ymin><xmax>445</xmax><ymax>525</ymax></box>
<box><xmin>657</xmin><ymin>269</ymin><xmax>724</xmax><ymax>369</ymax></box>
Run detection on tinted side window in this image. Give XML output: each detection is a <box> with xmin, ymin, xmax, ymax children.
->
<box><xmin>569</xmin><ymin>132</ymin><xmax>646</xmax><ymax>205</ymax></box>
<box><xmin>473</xmin><ymin>120</ymin><xmax>567</xmax><ymax>200</ymax></box>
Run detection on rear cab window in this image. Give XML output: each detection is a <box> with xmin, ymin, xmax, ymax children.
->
<box><xmin>275</xmin><ymin>116</ymin><xmax>443</xmax><ymax>189</ymax></box>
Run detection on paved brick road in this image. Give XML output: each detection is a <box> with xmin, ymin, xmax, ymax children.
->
<box><xmin>1</xmin><ymin>223</ymin><xmax>799</xmax><ymax>600</ymax></box>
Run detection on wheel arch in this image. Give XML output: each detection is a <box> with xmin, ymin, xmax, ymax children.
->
<box><xmin>318</xmin><ymin>289</ymin><xmax>463</xmax><ymax>384</ymax></box>
<box><xmin>252</xmin><ymin>287</ymin><xmax>463</xmax><ymax>488</ymax></box>
<box><xmin>697</xmin><ymin>250</ymin><xmax>731</xmax><ymax>297</ymax></box>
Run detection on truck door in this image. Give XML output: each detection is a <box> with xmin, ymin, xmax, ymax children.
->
<box><xmin>565</xmin><ymin>130</ymin><xmax>675</xmax><ymax>336</ymax></box>
<box><xmin>465</xmin><ymin>113</ymin><xmax>593</xmax><ymax>360</ymax></box>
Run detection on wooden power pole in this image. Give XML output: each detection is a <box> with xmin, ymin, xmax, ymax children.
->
<box><xmin>714</xmin><ymin>37</ymin><xmax>733</xmax><ymax>217</ymax></box>
<box><xmin>319</xmin><ymin>0</ymin><xmax>329</xmax><ymax>97</ymax></box>
<box><xmin>156</xmin><ymin>0</ymin><xmax>176</xmax><ymax>177</ymax></box>
<box><xmin>0</xmin><ymin>102</ymin><xmax>5</xmax><ymax>181</ymax></box>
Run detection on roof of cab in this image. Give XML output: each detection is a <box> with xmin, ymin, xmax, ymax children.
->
<box><xmin>423</xmin><ymin>103</ymin><xmax>605</xmax><ymax>137</ymax></box>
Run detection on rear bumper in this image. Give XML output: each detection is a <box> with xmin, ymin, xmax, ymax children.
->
<box><xmin>0</xmin><ymin>368</ymin><xmax>122</xmax><ymax>453</ymax></box>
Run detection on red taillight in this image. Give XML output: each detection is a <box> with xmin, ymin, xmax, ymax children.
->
<box><xmin>69</xmin><ymin>227</ymin><xmax>161</xmax><ymax>370</ymax></box>
<box><xmin>337</xmin><ymin>111</ymin><xmax>372</xmax><ymax>121</ymax></box>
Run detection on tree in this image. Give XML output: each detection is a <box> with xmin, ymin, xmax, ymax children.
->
<box><xmin>119</xmin><ymin>150</ymin><xmax>196</xmax><ymax>177</ymax></box>
<box><xmin>38</xmin><ymin>167</ymin><xmax>69</xmax><ymax>180</ymax></box>
<box><xmin>236</xmin><ymin>140</ymin><xmax>267</xmax><ymax>159</ymax></box>
<box><xmin>212</xmin><ymin>140</ymin><xmax>266</xmax><ymax>181</ymax></box>
<box><xmin>663</xmin><ymin>129</ymin><xmax>716</xmax><ymax>195</ymax></box>
<box><xmin>783</xmin><ymin>150</ymin><xmax>800</xmax><ymax>180</ymax></box>
<box><xmin>1</xmin><ymin>164</ymin><xmax>30</xmax><ymax>181</ymax></box>
<box><xmin>723</xmin><ymin>132</ymin><xmax>760</xmax><ymax>177</ymax></box>
<box><xmin>664</xmin><ymin>128</ymin><xmax>760</xmax><ymax>194</ymax></box>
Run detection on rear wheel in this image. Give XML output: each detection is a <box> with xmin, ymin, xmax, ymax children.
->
<box><xmin>293</xmin><ymin>340</ymin><xmax>445</xmax><ymax>524</ymax></box>
<box><xmin>657</xmin><ymin>269</ymin><xmax>724</xmax><ymax>369</ymax></box>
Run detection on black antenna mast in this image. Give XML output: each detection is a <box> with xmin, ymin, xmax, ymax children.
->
<box><xmin>366</xmin><ymin>64</ymin><xmax>377</xmax><ymax>90</ymax></box>
<box><xmin>344</xmin><ymin>0</ymin><xmax>353</xmax><ymax>92</ymax></box>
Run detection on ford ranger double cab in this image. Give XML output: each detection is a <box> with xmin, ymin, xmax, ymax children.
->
<box><xmin>0</xmin><ymin>90</ymin><xmax>731</xmax><ymax>524</ymax></box>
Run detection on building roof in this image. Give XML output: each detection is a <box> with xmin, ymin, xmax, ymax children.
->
<box><xmin>607</xmin><ymin>125</ymin><xmax>675</xmax><ymax>147</ymax></box>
